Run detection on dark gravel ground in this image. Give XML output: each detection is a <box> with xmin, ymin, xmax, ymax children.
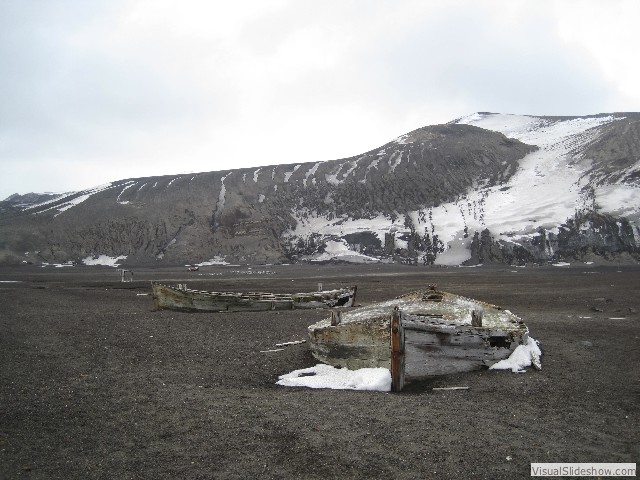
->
<box><xmin>1</xmin><ymin>263</ymin><xmax>638</xmax><ymax>479</ymax></box>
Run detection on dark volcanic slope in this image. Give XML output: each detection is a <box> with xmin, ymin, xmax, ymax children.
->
<box><xmin>0</xmin><ymin>125</ymin><xmax>534</xmax><ymax>265</ymax></box>
<box><xmin>581</xmin><ymin>116</ymin><xmax>640</xmax><ymax>185</ymax></box>
<box><xmin>278</xmin><ymin>124</ymin><xmax>535</xmax><ymax>218</ymax></box>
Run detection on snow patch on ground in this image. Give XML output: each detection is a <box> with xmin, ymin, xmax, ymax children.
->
<box><xmin>289</xmin><ymin>209</ymin><xmax>403</xmax><ymax>246</ymax></box>
<box><xmin>196</xmin><ymin>256</ymin><xmax>231</xmax><ymax>266</ymax></box>
<box><xmin>307</xmin><ymin>240</ymin><xmax>380</xmax><ymax>263</ymax></box>
<box><xmin>277</xmin><ymin>364</ymin><xmax>391</xmax><ymax>391</ymax></box>
<box><xmin>489</xmin><ymin>337</ymin><xmax>542</xmax><ymax>373</ymax></box>
<box><xmin>82</xmin><ymin>255</ymin><xmax>128</xmax><ymax>267</ymax></box>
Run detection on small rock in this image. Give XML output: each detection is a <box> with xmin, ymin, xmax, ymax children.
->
<box><xmin>579</xmin><ymin>341</ymin><xmax>593</xmax><ymax>347</ymax></box>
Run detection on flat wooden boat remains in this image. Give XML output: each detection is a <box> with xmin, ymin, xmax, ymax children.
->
<box><xmin>308</xmin><ymin>285</ymin><xmax>535</xmax><ymax>391</ymax></box>
<box><xmin>151</xmin><ymin>282</ymin><xmax>357</xmax><ymax>312</ymax></box>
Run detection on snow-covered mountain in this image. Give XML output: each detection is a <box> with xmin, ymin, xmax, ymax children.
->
<box><xmin>284</xmin><ymin>112</ymin><xmax>639</xmax><ymax>265</ymax></box>
<box><xmin>1</xmin><ymin>112</ymin><xmax>638</xmax><ymax>266</ymax></box>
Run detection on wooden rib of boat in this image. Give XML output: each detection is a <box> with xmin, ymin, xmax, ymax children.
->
<box><xmin>308</xmin><ymin>285</ymin><xmax>533</xmax><ymax>388</ymax></box>
<box><xmin>151</xmin><ymin>282</ymin><xmax>357</xmax><ymax>312</ymax></box>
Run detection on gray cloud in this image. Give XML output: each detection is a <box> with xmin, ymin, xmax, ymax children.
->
<box><xmin>1</xmin><ymin>0</ymin><xmax>638</xmax><ymax>200</ymax></box>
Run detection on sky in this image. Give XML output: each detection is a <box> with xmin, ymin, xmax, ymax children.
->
<box><xmin>1</xmin><ymin>0</ymin><xmax>639</xmax><ymax>200</ymax></box>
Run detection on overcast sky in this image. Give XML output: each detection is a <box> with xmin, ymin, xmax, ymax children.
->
<box><xmin>1</xmin><ymin>0</ymin><xmax>639</xmax><ymax>200</ymax></box>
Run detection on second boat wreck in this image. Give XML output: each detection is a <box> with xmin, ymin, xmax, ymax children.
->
<box><xmin>308</xmin><ymin>285</ymin><xmax>540</xmax><ymax>391</ymax></box>
<box><xmin>151</xmin><ymin>282</ymin><xmax>357</xmax><ymax>312</ymax></box>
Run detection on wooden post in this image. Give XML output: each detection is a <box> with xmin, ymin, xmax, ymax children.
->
<box><xmin>151</xmin><ymin>281</ymin><xmax>159</xmax><ymax>310</ymax></box>
<box><xmin>390</xmin><ymin>307</ymin><xmax>405</xmax><ymax>392</ymax></box>
<box><xmin>471</xmin><ymin>305</ymin><xmax>484</xmax><ymax>327</ymax></box>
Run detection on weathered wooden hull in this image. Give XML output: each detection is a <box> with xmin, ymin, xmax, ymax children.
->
<box><xmin>151</xmin><ymin>282</ymin><xmax>357</xmax><ymax>313</ymax></box>
<box><xmin>308</xmin><ymin>289</ymin><xmax>529</xmax><ymax>379</ymax></box>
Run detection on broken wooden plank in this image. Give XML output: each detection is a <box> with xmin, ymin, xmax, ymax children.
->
<box><xmin>432</xmin><ymin>386</ymin><xmax>469</xmax><ymax>391</ymax></box>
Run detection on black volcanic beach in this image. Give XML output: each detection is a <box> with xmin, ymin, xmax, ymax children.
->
<box><xmin>1</xmin><ymin>263</ymin><xmax>638</xmax><ymax>479</ymax></box>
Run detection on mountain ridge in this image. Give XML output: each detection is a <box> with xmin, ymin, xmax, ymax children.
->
<box><xmin>1</xmin><ymin>113</ymin><xmax>638</xmax><ymax>266</ymax></box>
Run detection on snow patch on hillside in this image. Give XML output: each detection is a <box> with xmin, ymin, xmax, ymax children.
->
<box><xmin>388</xmin><ymin>151</ymin><xmax>403</xmax><ymax>172</ymax></box>
<box><xmin>117</xmin><ymin>182</ymin><xmax>137</xmax><ymax>204</ymax></box>
<box><xmin>290</xmin><ymin>209</ymin><xmax>403</xmax><ymax>246</ymax></box>
<box><xmin>26</xmin><ymin>182</ymin><xmax>118</xmax><ymax>216</ymax></box>
<box><xmin>305</xmin><ymin>240</ymin><xmax>380</xmax><ymax>264</ymax></box>
<box><xmin>213</xmin><ymin>173</ymin><xmax>231</xmax><ymax>227</ymax></box>
<box><xmin>361</xmin><ymin>158</ymin><xmax>380</xmax><ymax>184</ymax></box>
<box><xmin>325</xmin><ymin>160</ymin><xmax>359</xmax><ymax>185</ymax></box>
<box><xmin>304</xmin><ymin>162</ymin><xmax>321</xmax><ymax>187</ymax></box>
<box><xmin>284</xmin><ymin>164</ymin><xmax>301</xmax><ymax>183</ymax></box>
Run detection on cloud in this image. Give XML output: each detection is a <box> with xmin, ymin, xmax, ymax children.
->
<box><xmin>1</xmin><ymin>0</ymin><xmax>639</xmax><ymax>199</ymax></box>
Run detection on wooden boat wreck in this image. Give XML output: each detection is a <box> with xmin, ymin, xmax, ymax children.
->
<box><xmin>151</xmin><ymin>282</ymin><xmax>357</xmax><ymax>312</ymax></box>
<box><xmin>308</xmin><ymin>285</ymin><xmax>539</xmax><ymax>391</ymax></box>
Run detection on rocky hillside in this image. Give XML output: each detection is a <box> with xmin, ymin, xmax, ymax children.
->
<box><xmin>1</xmin><ymin>113</ymin><xmax>639</xmax><ymax>266</ymax></box>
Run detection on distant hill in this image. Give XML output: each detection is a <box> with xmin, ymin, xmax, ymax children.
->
<box><xmin>1</xmin><ymin>113</ymin><xmax>638</xmax><ymax>266</ymax></box>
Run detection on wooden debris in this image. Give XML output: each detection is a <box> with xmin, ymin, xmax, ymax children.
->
<box><xmin>390</xmin><ymin>307</ymin><xmax>405</xmax><ymax>392</ymax></box>
<box><xmin>275</xmin><ymin>340</ymin><xmax>306</xmax><ymax>347</ymax></box>
<box><xmin>471</xmin><ymin>306</ymin><xmax>484</xmax><ymax>327</ymax></box>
